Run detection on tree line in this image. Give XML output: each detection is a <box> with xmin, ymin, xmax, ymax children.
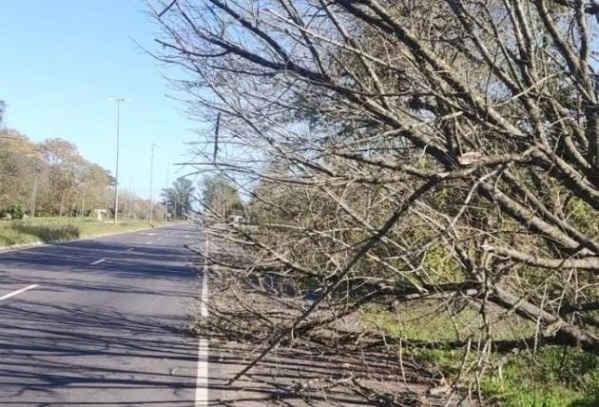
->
<box><xmin>0</xmin><ymin>104</ymin><xmax>159</xmax><ymax>220</ymax></box>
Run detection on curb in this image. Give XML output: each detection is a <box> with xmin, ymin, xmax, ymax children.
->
<box><xmin>0</xmin><ymin>241</ymin><xmax>44</xmax><ymax>253</ymax></box>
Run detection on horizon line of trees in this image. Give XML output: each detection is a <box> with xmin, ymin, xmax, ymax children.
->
<box><xmin>0</xmin><ymin>104</ymin><xmax>162</xmax><ymax>220</ymax></box>
<box><xmin>160</xmin><ymin>174</ymin><xmax>245</xmax><ymax>222</ymax></box>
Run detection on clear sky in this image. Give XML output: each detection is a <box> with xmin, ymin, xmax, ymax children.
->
<box><xmin>0</xmin><ymin>0</ymin><xmax>199</xmax><ymax>199</ymax></box>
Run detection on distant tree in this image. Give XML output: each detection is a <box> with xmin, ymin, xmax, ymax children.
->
<box><xmin>161</xmin><ymin>176</ymin><xmax>196</xmax><ymax>219</ymax></box>
<box><xmin>0</xmin><ymin>130</ymin><xmax>38</xmax><ymax>212</ymax></box>
<box><xmin>201</xmin><ymin>174</ymin><xmax>244</xmax><ymax>221</ymax></box>
<box><xmin>39</xmin><ymin>138</ymin><xmax>78</xmax><ymax>166</ymax></box>
<box><xmin>38</xmin><ymin>138</ymin><xmax>82</xmax><ymax>216</ymax></box>
<box><xmin>0</xmin><ymin>100</ymin><xmax>5</xmax><ymax>127</ymax></box>
<box><xmin>6</xmin><ymin>204</ymin><xmax>24</xmax><ymax>220</ymax></box>
<box><xmin>82</xmin><ymin>164</ymin><xmax>112</xmax><ymax>213</ymax></box>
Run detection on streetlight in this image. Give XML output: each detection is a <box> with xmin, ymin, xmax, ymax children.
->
<box><xmin>148</xmin><ymin>143</ymin><xmax>158</xmax><ymax>223</ymax></box>
<box><xmin>165</xmin><ymin>162</ymin><xmax>171</xmax><ymax>221</ymax></box>
<box><xmin>108</xmin><ymin>97</ymin><xmax>131</xmax><ymax>224</ymax></box>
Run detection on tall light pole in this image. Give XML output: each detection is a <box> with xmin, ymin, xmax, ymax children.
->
<box><xmin>127</xmin><ymin>179</ymin><xmax>132</xmax><ymax>219</ymax></box>
<box><xmin>148</xmin><ymin>143</ymin><xmax>157</xmax><ymax>223</ymax></box>
<box><xmin>108</xmin><ymin>97</ymin><xmax>131</xmax><ymax>224</ymax></box>
<box><xmin>165</xmin><ymin>162</ymin><xmax>170</xmax><ymax>221</ymax></box>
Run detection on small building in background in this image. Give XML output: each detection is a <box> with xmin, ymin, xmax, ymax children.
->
<box><xmin>93</xmin><ymin>209</ymin><xmax>107</xmax><ymax>221</ymax></box>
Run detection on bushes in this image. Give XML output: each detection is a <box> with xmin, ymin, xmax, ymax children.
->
<box><xmin>0</xmin><ymin>218</ymin><xmax>164</xmax><ymax>248</ymax></box>
<box><xmin>10</xmin><ymin>221</ymin><xmax>80</xmax><ymax>242</ymax></box>
<box><xmin>7</xmin><ymin>204</ymin><xmax>24</xmax><ymax>220</ymax></box>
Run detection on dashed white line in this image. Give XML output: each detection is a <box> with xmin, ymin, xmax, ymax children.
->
<box><xmin>0</xmin><ymin>284</ymin><xmax>40</xmax><ymax>301</ymax></box>
<box><xmin>90</xmin><ymin>258</ymin><xmax>106</xmax><ymax>266</ymax></box>
<box><xmin>200</xmin><ymin>270</ymin><xmax>209</xmax><ymax>322</ymax></box>
<box><xmin>146</xmin><ymin>240</ymin><xmax>153</xmax><ymax>245</ymax></box>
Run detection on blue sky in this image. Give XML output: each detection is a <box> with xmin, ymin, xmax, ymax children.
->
<box><xmin>0</xmin><ymin>0</ymin><xmax>199</xmax><ymax>199</ymax></box>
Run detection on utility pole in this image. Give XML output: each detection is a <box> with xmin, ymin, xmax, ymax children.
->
<box><xmin>108</xmin><ymin>97</ymin><xmax>131</xmax><ymax>224</ymax></box>
<box><xmin>127</xmin><ymin>179</ymin><xmax>132</xmax><ymax>219</ymax></box>
<box><xmin>80</xmin><ymin>186</ymin><xmax>87</xmax><ymax>220</ymax></box>
<box><xmin>148</xmin><ymin>143</ymin><xmax>157</xmax><ymax>223</ymax></box>
<box><xmin>29</xmin><ymin>167</ymin><xmax>39</xmax><ymax>218</ymax></box>
<box><xmin>174</xmin><ymin>196</ymin><xmax>177</xmax><ymax>222</ymax></box>
<box><xmin>165</xmin><ymin>163</ymin><xmax>170</xmax><ymax>221</ymax></box>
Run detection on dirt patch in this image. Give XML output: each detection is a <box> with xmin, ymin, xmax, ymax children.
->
<box><xmin>206</xmin><ymin>340</ymin><xmax>450</xmax><ymax>406</ymax></box>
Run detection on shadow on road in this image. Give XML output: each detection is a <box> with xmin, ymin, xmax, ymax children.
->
<box><xmin>0</xmin><ymin>300</ymin><xmax>198</xmax><ymax>405</ymax></box>
<box><xmin>0</xmin><ymin>237</ymin><xmax>202</xmax><ymax>292</ymax></box>
<box><xmin>0</xmin><ymin>227</ymin><xmax>204</xmax><ymax>405</ymax></box>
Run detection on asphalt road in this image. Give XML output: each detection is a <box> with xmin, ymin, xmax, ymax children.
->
<box><xmin>0</xmin><ymin>224</ymin><xmax>205</xmax><ymax>406</ymax></box>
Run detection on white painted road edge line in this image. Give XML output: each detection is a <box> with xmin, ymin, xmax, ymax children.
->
<box><xmin>0</xmin><ymin>284</ymin><xmax>40</xmax><ymax>301</ymax></box>
<box><xmin>196</xmin><ymin>338</ymin><xmax>209</xmax><ymax>406</ymax></box>
<box><xmin>195</xmin><ymin>237</ymin><xmax>210</xmax><ymax>406</ymax></box>
<box><xmin>90</xmin><ymin>258</ymin><xmax>106</xmax><ymax>266</ymax></box>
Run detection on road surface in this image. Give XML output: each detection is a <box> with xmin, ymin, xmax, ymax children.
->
<box><xmin>0</xmin><ymin>224</ymin><xmax>205</xmax><ymax>406</ymax></box>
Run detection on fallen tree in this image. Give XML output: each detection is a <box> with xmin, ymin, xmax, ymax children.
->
<box><xmin>153</xmin><ymin>0</ymin><xmax>599</xmax><ymax>402</ymax></box>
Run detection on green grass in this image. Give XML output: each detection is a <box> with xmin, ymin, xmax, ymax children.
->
<box><xmin>482</xmin><ymin>346</ymin><xmax>599</xmax><ymax>407</ymax></box>
<box><xmin>367</xmin><ymin>303</ymin><xmax>599</xmax><ymax>406</ymax></box>
<box><xmin>0</xmin><ymin>217</ymin><xmax>167</xmax><ymax>248</ymax></box>
<box><xmin>368</xmin><ymin>302</ymin><xmax>535</xmax><ymax>343</ymax></box>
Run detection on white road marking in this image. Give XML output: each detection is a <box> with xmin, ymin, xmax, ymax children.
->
<box><xmin>90</xmin><ymin>258</ymin><xmax>106</xmax><ymax>265</ymax></box>
<box><xmin>195</xmin><ymin>238</ymin><xmax>210</xmax><ymax>406</ymax></box>
<box><xmin>195</xmin><ymin>338</ymin><xmax>209</xmax><ymax>406</ymax></box>
<box><xmin>146</xmin><ymin>240</ymin><xmax>153</xmax><ymax>245</ymax></box>
<box><xmin>127</xmin><ymin>248</ymin><xmax>135</xmax><ymax>252</ymax></box>
<box><xmin>0</xmin><ymin>284</ymin><xmax>39</xmax><ymax>301</ymax></box>
<box><xmin>200</xmin><ymin>270</ymin><xmax>209</xmax><ymax>322</ymax></box>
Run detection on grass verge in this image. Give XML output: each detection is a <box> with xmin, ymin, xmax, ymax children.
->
<box><xmin>367</xmin><ymin>302</ymin><xmax>599</xmax><ymax>406</ymax></box>
<box><xmin>0</xmin><ymin>218</ymin><xmax>167</xmax><ymax>248</ymax></box>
